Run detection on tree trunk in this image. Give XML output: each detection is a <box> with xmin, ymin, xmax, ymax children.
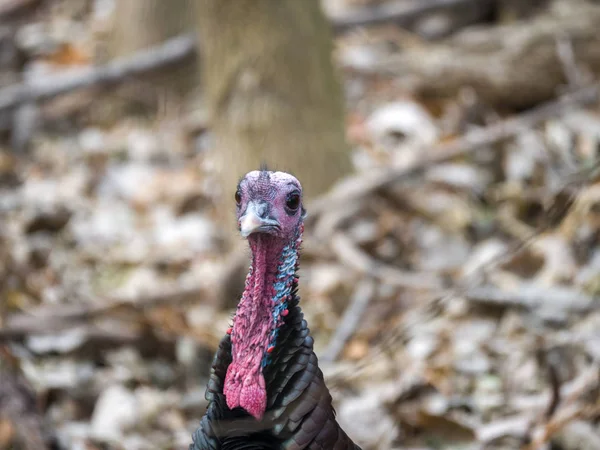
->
<box><xmin>197</xmin><ymin>0</ymin><xmax>351</xmax><ymax>203</ymax></box>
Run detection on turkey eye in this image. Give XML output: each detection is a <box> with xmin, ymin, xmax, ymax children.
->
<box><xmin>286</xmin><ymin>193</ymin><xmax>300</xmax><ymax>210</ymax></box>
<box><xmin>234</xmin><ymin>190</ymin><xmax>242</xmax><ymax>205</ymax></box>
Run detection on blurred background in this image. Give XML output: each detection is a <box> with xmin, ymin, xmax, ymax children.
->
<box><xmin>0</xmin><ymin>0</ymin><xmax>599</xmax><ymax>449</ymax></box>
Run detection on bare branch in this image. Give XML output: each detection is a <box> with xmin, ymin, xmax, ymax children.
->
<box><xmin>330</xmin><ymin>231</ymin><xmax>444</xmax><ymax>289</ymax></box>
<box><xmin>322</xmin><ymin>278</ymin><xmax>376</xmax><ymax>363</ymax></box>
<box><xmin>0</xmin><ymin>284</ymin><xmax>205</xmax><ymax>341</ymax></box>
<box><xmin>464</xmin><ymin>285</ymin><xmax>599</xmax><ymax>315</ymax></box>
<box><xmin>0</xmin><ymin>33</ymin><xmax>196</xmax><ymax>111</ymax></box>
<box><xmin>555</xmin><ymin>33</ymin><xmax>586</xmax><ymax>87</ymax></box>
<box><xmin>329</xmin><ymin>0</ymin><xmax>492</xmax><ymax>33</ymax></box>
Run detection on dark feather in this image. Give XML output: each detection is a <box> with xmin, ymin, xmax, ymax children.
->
<box><xmin>189</xmin><ymin>286</ymin><xmax>361</xmax><ymax>450</ymax></box>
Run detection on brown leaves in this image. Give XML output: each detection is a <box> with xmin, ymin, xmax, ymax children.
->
<box><xmin>43</xmin><ymin>43</ymin><xmax>90</xmax><ymax>66</ymax></box>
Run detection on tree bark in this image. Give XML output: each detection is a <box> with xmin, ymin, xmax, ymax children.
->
<box><xmin>197</xmin><ymin>0</ymin><xmax>351</xmax><ymax>202</ymax></box>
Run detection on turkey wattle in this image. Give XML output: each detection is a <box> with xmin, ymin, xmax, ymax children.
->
<box><xmin>190</xmin><ymin>170</ymin><xmax>361</xmax><ymax>449</ymax></box>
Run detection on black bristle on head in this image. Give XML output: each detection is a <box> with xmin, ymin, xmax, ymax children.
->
<box><xmin>257</xmin><ymin>169</ymin><xmax>270</xmax><ymax>185</ymax></box>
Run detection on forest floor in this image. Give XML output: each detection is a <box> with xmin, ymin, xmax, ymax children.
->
<box><xmin>0</xmin><ymin>0</ymin><xmax>599</xmax><ymax>449</ymax></box>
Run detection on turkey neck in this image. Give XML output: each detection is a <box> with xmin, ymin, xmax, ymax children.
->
<box><xmin>224</xmin><ymin>226</ymin><xmax>302</xmax><ymax>419</ymax></box>
<box><xmin>247</xmin><ymin>234</ymin><xmax>287</xmax><ymax>319</ymax></box>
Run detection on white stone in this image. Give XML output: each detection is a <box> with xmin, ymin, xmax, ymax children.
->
<box><xmin>79</xmin><ymin>128</ymin><xmax>106</xmax><ymax>154</ymax></box>
<box><xmin>91</xmin><ymin>385</ymin><xmax>137</xmax><ymax>441</ymax></box>
<box><xmin>127</xmin><ymin>129</ymin><xmax>160</xmax><ymax>161</ymax></box>
<box><xmin>366</xmin><ymin>101</ymin><xmax>438</xmax><ymax>148</ymax></box>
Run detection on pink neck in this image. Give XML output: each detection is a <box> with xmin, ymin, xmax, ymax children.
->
<box><xmin>223</xmin><ymin>234</ymin><xmax>287</xmax><ymax>419</ymax></box>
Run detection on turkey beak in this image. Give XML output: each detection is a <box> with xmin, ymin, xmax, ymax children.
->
<box><xmin>239</xmin><ymin>201</ymin><xmax>279</xmax><ymax>238</ymax></box>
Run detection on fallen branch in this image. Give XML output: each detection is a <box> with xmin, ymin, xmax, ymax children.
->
<box><xmin>464</xmin><ymin>285</ymin><xmax>599</xmax><ymax>315</ymax></box>
<box><xmin>322</xmin><ymin>278</ymin><xmax>376</xmax><ymax>362</ymax></box>
<box><xmin>0</xmin><ymin>33</ymin><xmax>196</xmax><ymax>111</ymax></box>
<box><xmin>329</xmin><ymin>0</ymin><xmax>492</xmax><ymax>33</ymax></box>
<box><xmin>0</xmin><ymin>284</ymin><xmax>205</xmax><ymax>341</ymax></box>
<box><xmin>309</xmin><ymin>83</ymin><xmax>600</xmax><ymax>218</ymax></box>
<box><xmin>375</xmin><ymin>4</ymin><xmax>600</xmax><ymax>108</ymax></box>
<box><xmin>476</xmin><ymin>415</ymin><xmax>532</xmax><ymax>443</ymax></box>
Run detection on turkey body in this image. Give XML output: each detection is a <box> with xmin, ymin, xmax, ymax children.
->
<box><xmin>190</xmin><ymin>291</ymin><xmax>361</xmax><ymax>449</ymax></box>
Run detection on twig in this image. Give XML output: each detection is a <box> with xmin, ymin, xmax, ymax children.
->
<box><xmin>329</xmin><ymin>0</ymin><xmax>492</xmax><ymax>33</ymax></box>
<box><xmin>463</xmin><ymin>285</ymin><xmax>599</xmax><ymax>314</ymax></box>
<box><xmin>0</xmin><ymin>33</ymin><xmax>196</xmax><ymax>111</ymax></box>
<box><xmin>309</xmin><ymin>83</ymin><xmax>600</xmax><ymax>218</ymax></box>
<box><xmin>545</xmin><ymin>362</ymin><xmax>562</xmax><ymax>420</ymax></box>
<box><xmin>476</xmin><ymin>415</ymin><xmax>532</xmax><ymax>443</ymax></box>
<box><xmin>555</xmin><ymin>33</ymin><xmax>586</xmax><ymax>88</ymax></box>
<box><xmin>322</xmin><ymin>278</ymin><xmax>376</xmax><ymax>363</ymax></box>
<box><xmin>330</xmin><ymin>231</ymin><xmax>444</xmax><ymax>289</ymax></box>
<box><xmin>0</xmin><ymin>284</ymin><xmax>205</xmax><ymax>340</ymax></box>
<box><xmin>537</xmin><ymin>346</ymin><xmax>562</xmax><ymax>419</ymax></box>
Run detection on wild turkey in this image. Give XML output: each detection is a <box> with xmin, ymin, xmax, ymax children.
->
<box><xmin>190</xmin><ymin>170</ymin><xmax>361</xmax><ymax>449</ymax></box>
